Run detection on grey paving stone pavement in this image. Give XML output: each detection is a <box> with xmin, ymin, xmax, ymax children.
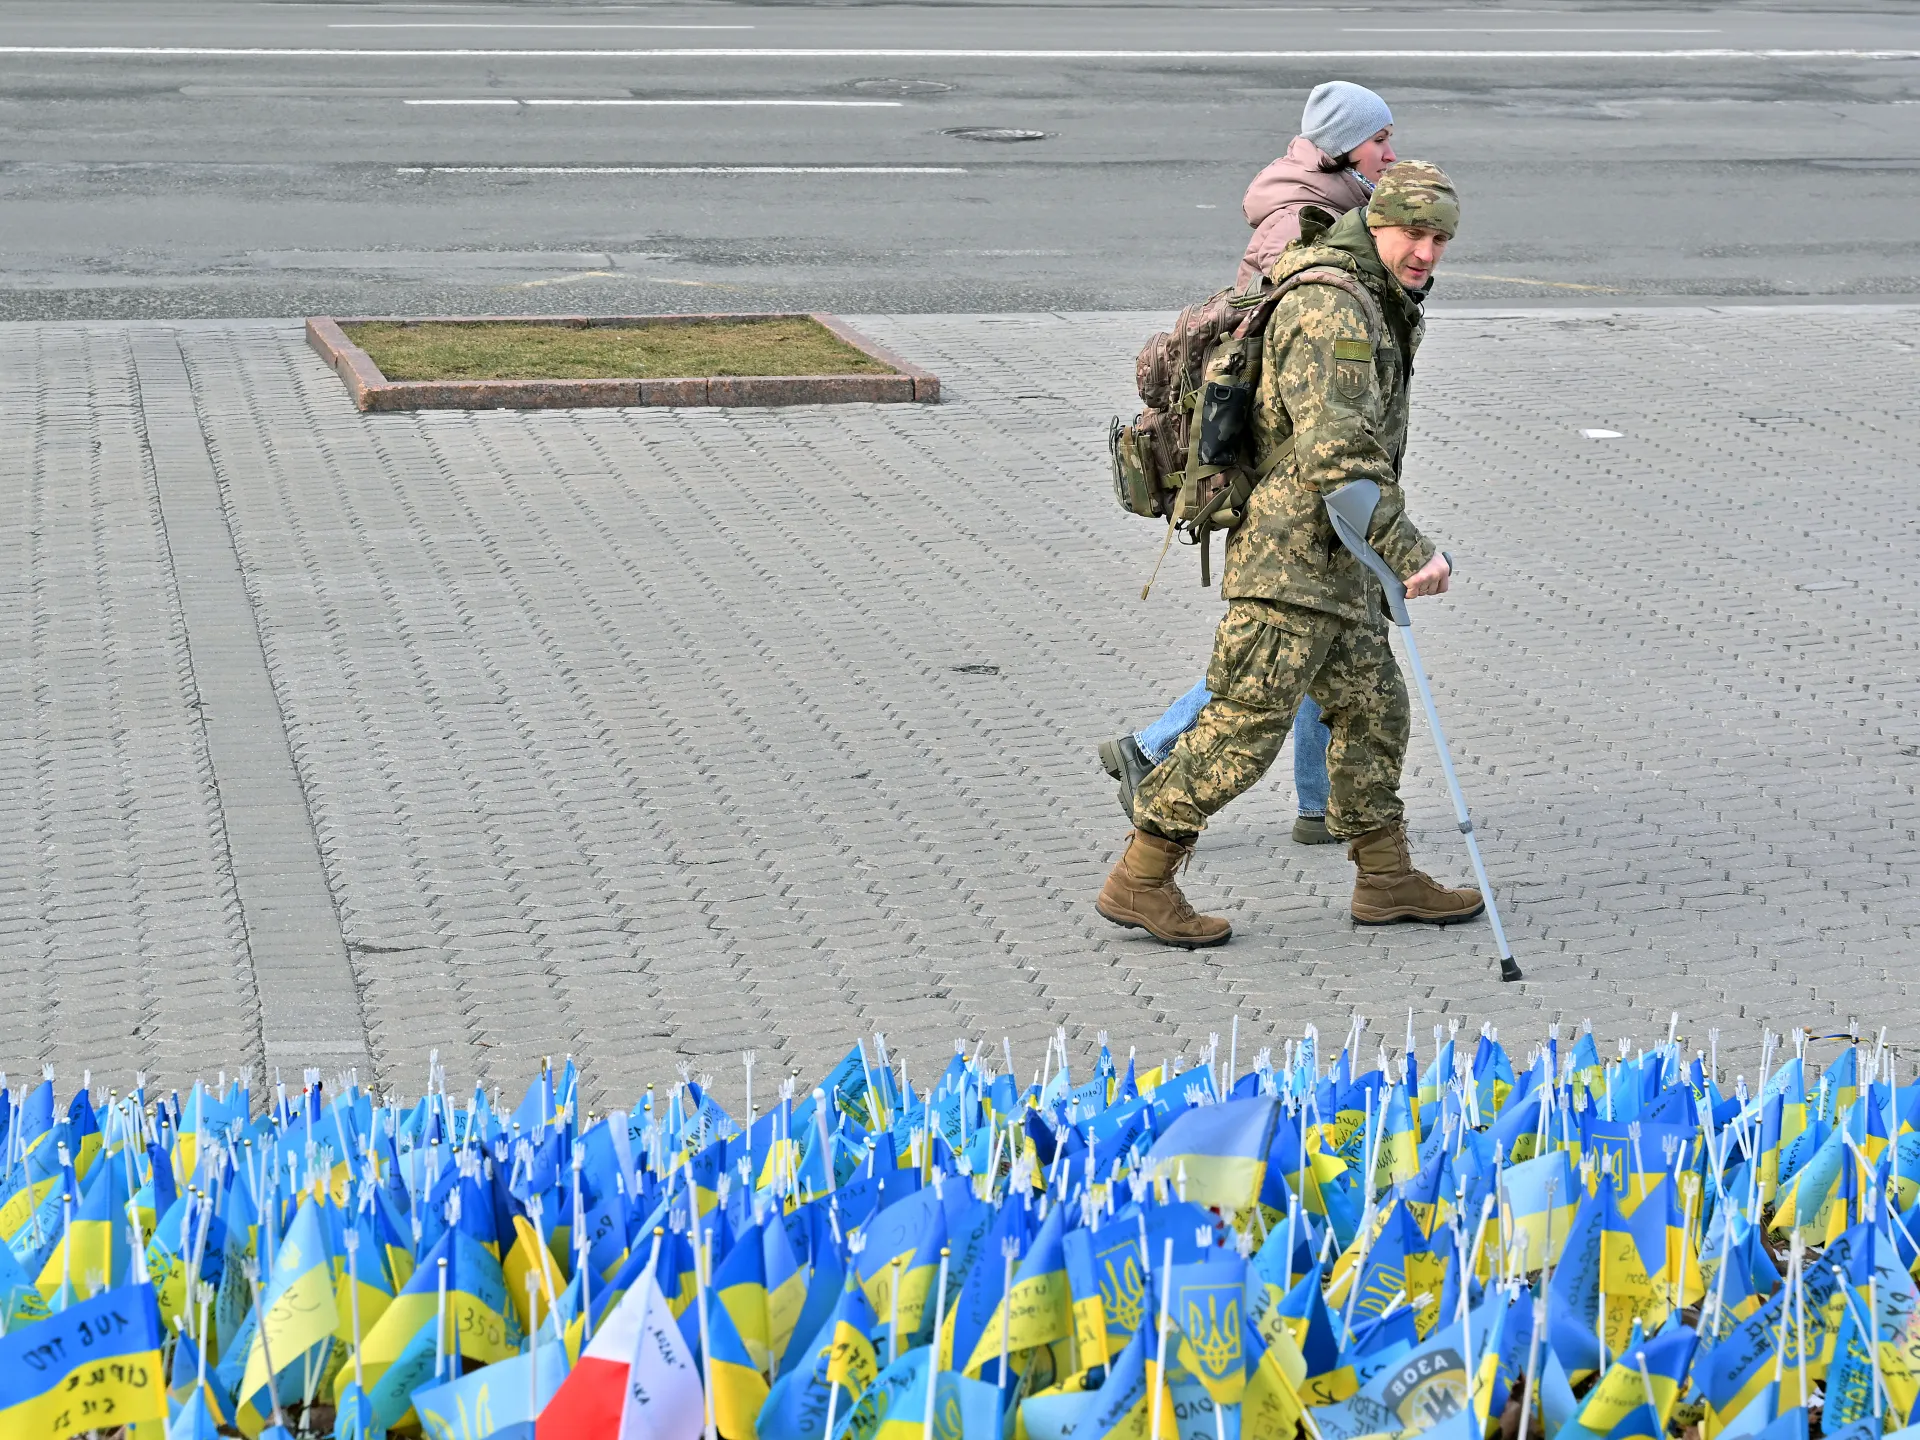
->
<box><xmin>2</xmin><ymin>305</ymin><xmax>1917</xmax><ymax>1108</ymax></box>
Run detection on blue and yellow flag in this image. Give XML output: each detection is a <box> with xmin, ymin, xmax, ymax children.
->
<box><xmin>856</xmin><ymin>1184</ymin><xmax>946</xmax><ymax>1338</ymax></box>
<box><xmin>944</xmin><ymin>1186</ymin><xmax>1029</xmax><ymax>1378</ymax></box>
<box><xmin>340</xmin><ymin>1225</ymin><xmax>523</xmax><ymax>1409</ymax></box>
<box><xmin>1547</xmin><ymin>1182</ymin><xmax>1609</xmax><ymax>1379</ymax></box>
<box><xmin>1063</xmin><ymin>1212</ymin><xmax>1150</xmax><ymax>1365</ymax></box>
<box><xmin>35</xmin><ymin>1146</ymin><xmax>131</xmax><ymax>1302</ymax></box>
<box><xmin>166</xmin><ymin>1325</ymin><xmax>230</xmax><ymax>1429</ymax></box>
<box><xmin>1593</xmin><ymin>1182</ymin><xmax>1669</xmax><ymax>1352</ymax></box>
<box><xmin>1022</xmin><ymin>1321</ymin><xmax>1167</xmax><ymax>1440</ymax></box>
<box><xmin>1166</xmin><ymin>1253</ymin><xmax>1249</xmax><ymax>1406</ymax></box>
<box><xmin>0</xmin><ymin>1280</ymin><xmax>168</xmax><ymax>1438</ymax></box>
<box><xmin>1307</xmin><ymin>1296</ymin><xmax>1495</xmax><ymax>1440</ymax></box>
<box><xmin>829</xmin><ymin>1343</ymin><xmax>1002</xmax><ymax>1440</ymax></box>
<box><xmin>1002</xmin><ymin>1199</ymin><xmax>1071</xmax><ymax>1355</ymax></box>
<box><xmin>1418</xmin><ymin>1034</ymin><xmax>1457</xmax><ymax>1121</ymax></box>
<box><xmin>501</xmin><ymin>1212</ymin><xmax>563</xmax><ymax>1339</ymax></box>
<box><xmin>1502</xmin><ymin>1148</ymin><xmax>1581</xmax><ymax>1270</ymax></box>
<box><xmin>1472</xmin><ymin>1032</ymin><xmax>1517</xmax><ymax>1119</ymax></box>
<box><xmin>1328</xmin><ymin>1199</ymin><xmax>1447</xmax><ymax>1336</ymax></box>
<box><xmin>1247</xmin><ymin>1213</ymin><xmax>1306</xmax><ymax>1344</ymax></box>
<box><xmin>1770</xmin><ymin>1126</ymin><xmax>1846</xmax><ymax>1244</ymax></box>
<box><xmin>1698</xmin><ymin>1217</ymin><xmax>1774</xmax><ymax>1333</ymax></box>
<box><xmin>0</xmin><ymin>1122</ymin><xmax>68</xmax><ymax>1257</ymax></box>
<box><xmin>1144</xmin><ymin>1097</ymin><xmax>1279</xmax><ymax>1211</ymax></box>
<box><xmin>1270</xmin><ymin>1260</ymin><xmax>1343</xmax><ymax>1393</ymax></box>
<box><xmin>169</xmin><ymin>1386</ymin><xmax>223</xmax><ymax>1440</ymax></box>
<box><xmin>1820</xmin><ymin>1224</ymin><xmax>1920</xmax><ymax>1428</ymax></box>
<box><xmin>762</xmin><ymin>1208</ymin><xmax>807</xmax><ymax>1369</ymax></box>
<box><xmin>705</xmin><ymin>1271</ymin><xmax>774</xmax><ymax>1438</ymax></box>
<box><xmin>1822</xmin><ymin>1048</ymin><xmax>1860</xmax><ymax>1123</ymax></box>
<box><xmin>413</xmin><ymin>1337</ymin><xmax>568</xmax><ymax>1440</ymax></box>
<box><xmin>1563</xmin><ymin>1323</ymin><xmax>1697</xmax><ymax>1440</ymax></box>
<box><xmin>756</xmin><ymin>1269</ymin><xmax>869</xmax><ymax>1440</ymax></box>
<box><xmin>238</xmin><ymin>1196</ymin><xmax>338</xmax><ymax>1410</ymax></box>
<box><xmin>1700</xmin><ymin>1292</ymin><xmax>1801</xmax><ymax>1434</ymax></box>
<box><xmin>709</xmin><ymin>1213</ymin><xmax>774</xmax><ymax>1374</ymax></box>
<box><xmin>1756</xmin><ymin>1059</ymin><xmax>1809</xmax><ymax>1202</ymax></box>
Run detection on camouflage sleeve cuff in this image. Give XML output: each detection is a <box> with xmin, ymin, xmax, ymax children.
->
<box><xmin>1377</xmin><ymin>519</ymin><xmax>1436</xmax><ymax>582</ymax></box>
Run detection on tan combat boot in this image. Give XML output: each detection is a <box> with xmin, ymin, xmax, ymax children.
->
<box><xmin>1096</xmin><ymin>830</ymin><xmax>1232</xmax><ymax>948</ymax></box>
<box><xmin>1348</xmin><ymin>823</ymin><xmax>1486</xmax><ymax>926</ymax></box>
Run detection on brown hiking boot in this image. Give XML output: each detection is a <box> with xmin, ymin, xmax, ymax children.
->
<box><xmin>1348</xmin><ymin>823</ymin><xmax>1486</xmax><ymax>926</ymax></box>
<box><xmin>1096</xmin><ymin>830</ymin><xmax>1232</xmax><ymax>948</ymax></box>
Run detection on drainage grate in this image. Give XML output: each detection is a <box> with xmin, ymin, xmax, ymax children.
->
<box><xmin>942</xmin><ymin>127</ymin><xmax>1047</xmax><ymax>142</ymax></box>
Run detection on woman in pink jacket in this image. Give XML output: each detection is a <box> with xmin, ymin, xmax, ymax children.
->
<box><xmin>1101</xmin><ymin>82</ymin><xmax>1402</xmax><ymax>846</ymax></box>
<box><xmin>1236</xmin><ymin>81</ymin><xmax>1400</xmax><ymax>291</ymax></box>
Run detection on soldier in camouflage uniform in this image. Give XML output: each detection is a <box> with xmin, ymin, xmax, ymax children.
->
<box><xmin>1097</xmin><ymin>161</ymin><xmax>1486</xmax><ymax>948</ymax></box>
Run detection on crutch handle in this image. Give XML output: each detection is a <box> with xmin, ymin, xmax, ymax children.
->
<box><xmin>1322</xmin><ymin>480</ymin><xmax>1411</xmax><ymax>625</ymax></box>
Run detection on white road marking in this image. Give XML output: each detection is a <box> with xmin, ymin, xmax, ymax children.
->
<box><xmin>1349</xmin><ymin>27</ymin><xmax>1722</xmax><ymax>33</ymax></box>
<box><xmin>396</xmin><ymin>165</ymin><xmax>970</xmax><ymax>174</ymax></box>
<box><xmin>331</xmin><ymin>23</ymin><xmax>756</xmax><ymax>29</ymax></box>
<box><xmin>0</xmin><ymin>46</ymin><xmax>1911</xmax><ymax>60</ymax></box>
<box><xmin>403</xmin><ymin>98</ymin><xmax>904</xmax><ymax>106</ymax></box>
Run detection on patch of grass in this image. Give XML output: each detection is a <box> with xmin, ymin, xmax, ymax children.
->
<box><xmin>342</xmin><ymin>317</ymin><xmax>896</xmax><ymax>382</ymax></box>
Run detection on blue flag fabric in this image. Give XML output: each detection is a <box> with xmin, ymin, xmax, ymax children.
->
<box><xmin>413</xmin><ymin>1340</ymin><xmax>568</xmax><ymax>1439</ymax></box>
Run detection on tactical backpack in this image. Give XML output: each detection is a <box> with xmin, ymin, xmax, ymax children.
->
<box><xmin>1110</xmin><ymin>237</ymin><xmax>1388</xmax><ymax>594</ymax></box>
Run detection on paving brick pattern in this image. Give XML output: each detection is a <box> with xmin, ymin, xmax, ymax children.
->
<box><xmin>2</xmin><ymin>307</ymin><xmax>1916</xmax><ymax>1106</ymax></box>
<box><xmin>0</xmin><ymin>328</ymin><xmax>258</xmax><ymax>1085</ymax></box>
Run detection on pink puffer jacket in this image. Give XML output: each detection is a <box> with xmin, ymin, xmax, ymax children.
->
<box><xmin>1234</xmin><ymin>135</ymin><xmax>1372</xmax><ymax>290</ymax></box>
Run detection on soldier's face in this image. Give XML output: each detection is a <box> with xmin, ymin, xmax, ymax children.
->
<box><xmin>1370</xmin><ymin>224</ymin><xmax>1451</xmax><ymax>292</ymax></box>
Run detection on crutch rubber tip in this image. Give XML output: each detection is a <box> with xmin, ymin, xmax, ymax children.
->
<box><xmin>1498</xmin><ymin>957</ymin><xmax>1524</xmax><ymax>983</ymax></box>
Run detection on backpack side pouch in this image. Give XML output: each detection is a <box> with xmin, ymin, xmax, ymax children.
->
<box><xmin>1108</xmin><ymin>414</ymin><xmax>1162</xmax><ymax>517</ymax></box>
<box><xmin>1195</xmin><ymin>334</ymin><xmax>1262</xmax><ymax>468</ymax></box>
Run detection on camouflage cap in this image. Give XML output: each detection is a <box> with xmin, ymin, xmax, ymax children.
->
<box><xmin>1365</xmin><ymin>160</ymin><xmax>1460</xmax><ymax>239</ymax></box>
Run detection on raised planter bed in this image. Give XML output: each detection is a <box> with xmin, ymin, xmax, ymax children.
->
<box><xmin>306</xmin><ymin>313</ymin><xmax>940</xmax><ymax>412</ymax></box>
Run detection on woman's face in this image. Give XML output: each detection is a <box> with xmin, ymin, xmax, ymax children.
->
<box><xmin>1349</xmin><ymin>127</ymin><xmax>1397</xmax><ymax>182</ymax></box>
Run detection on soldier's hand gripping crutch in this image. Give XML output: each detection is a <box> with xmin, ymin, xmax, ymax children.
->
<box><xmin>1324</xmin><ymin>480</ymin><xmax>1523</xmax><ymax>982</ymax></box>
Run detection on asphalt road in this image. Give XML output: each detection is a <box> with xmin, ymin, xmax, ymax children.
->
<box><xmin>0</xmin><ymin>0</ymin><xmax>1914</xmax><ymax>316</ymax></box>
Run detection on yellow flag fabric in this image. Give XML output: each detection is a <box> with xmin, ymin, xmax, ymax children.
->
<box><xmin>0</xmin><ymin>1283</ymin><xmax>168</xmax><ymax>1440</ymax></box>
<box><xmin>503</xmin><ymin>1215</ymin><xmax>564</xmax><ymax>1335</ymax></box>
<box><xmin>1242</xmin><ymin>1336</ymin><xmax>1308</xmax><ymax>1436</ymax></box>
<box><xmin>239</xmin><ymin>1202</ymin><xmax>340</xmax><ymax>1406</ymax></box>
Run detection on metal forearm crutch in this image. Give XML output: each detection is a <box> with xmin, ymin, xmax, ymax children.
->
<box><xmin>1324</xmin><ymin>481</ymin><xmax>1522</xmax><ymax>983</ymax></box>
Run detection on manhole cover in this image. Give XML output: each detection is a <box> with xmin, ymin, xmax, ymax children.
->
<box><xmin>942</xmin><ymin>127</ymin><xmax>1047</xmax><ymax>143</ymax></box>
<box><xmin>849</xmin><ymin>77</ymin><xmax>953</xmax><ymax>96</ymax></box>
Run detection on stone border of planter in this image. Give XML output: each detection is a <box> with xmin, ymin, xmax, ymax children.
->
<box><xmin>305</xmin><ymin>312</ymin><xmax>940</xmax><ymax>411</ymax></box>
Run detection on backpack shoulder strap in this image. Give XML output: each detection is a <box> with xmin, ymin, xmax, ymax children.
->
<box><xmin>1243</xmin><ymin>267</ymin><xmax>1386</xmax><ymax>493</ymax></box>
<box><xmin>1246</xmin><ymin>264</ymin><xmax>1386</xmax><ymax>346</ymax></box>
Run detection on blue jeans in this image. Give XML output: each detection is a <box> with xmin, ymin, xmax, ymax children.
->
<box><xmin>1134</xmin><ymin>683</ymin><xmax>1331</xmax><ymax>817</ymax></box>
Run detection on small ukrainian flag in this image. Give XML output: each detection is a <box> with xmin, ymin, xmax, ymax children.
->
<box><xmin>1145</xmin><ymin>1097</ymin><xmax>1280</xmax><ymax>1212</ymax></box>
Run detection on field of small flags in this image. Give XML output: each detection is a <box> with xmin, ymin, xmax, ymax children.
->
<box><xmin>1</xmin><ymin>1016</ymin><xmax>1916</xmax><ymax>1440</ymax></box>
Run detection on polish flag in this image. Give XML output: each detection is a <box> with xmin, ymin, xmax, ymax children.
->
<box><xmin>537</xmin><ymin>1269</ymin><xmax>705</xmax><ymax>1440</ymax></box>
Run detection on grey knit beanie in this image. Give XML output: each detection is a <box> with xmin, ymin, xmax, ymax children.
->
<box><xmin>1301</xmin><ymin>82</ymin><xmax>1394</xmax><ymax>160</ymax></box>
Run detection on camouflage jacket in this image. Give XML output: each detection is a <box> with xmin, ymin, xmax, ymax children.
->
<box><xmin>1220</xmin><ymin>207</ymin><xmax>1437</xmax><ymax>623</ymax></box>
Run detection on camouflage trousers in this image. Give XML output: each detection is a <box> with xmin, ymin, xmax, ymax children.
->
<box><xmin>1132</xmin><ymin>599</ymin><xmax>1410</xmax><ymax>841</ymax></box>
